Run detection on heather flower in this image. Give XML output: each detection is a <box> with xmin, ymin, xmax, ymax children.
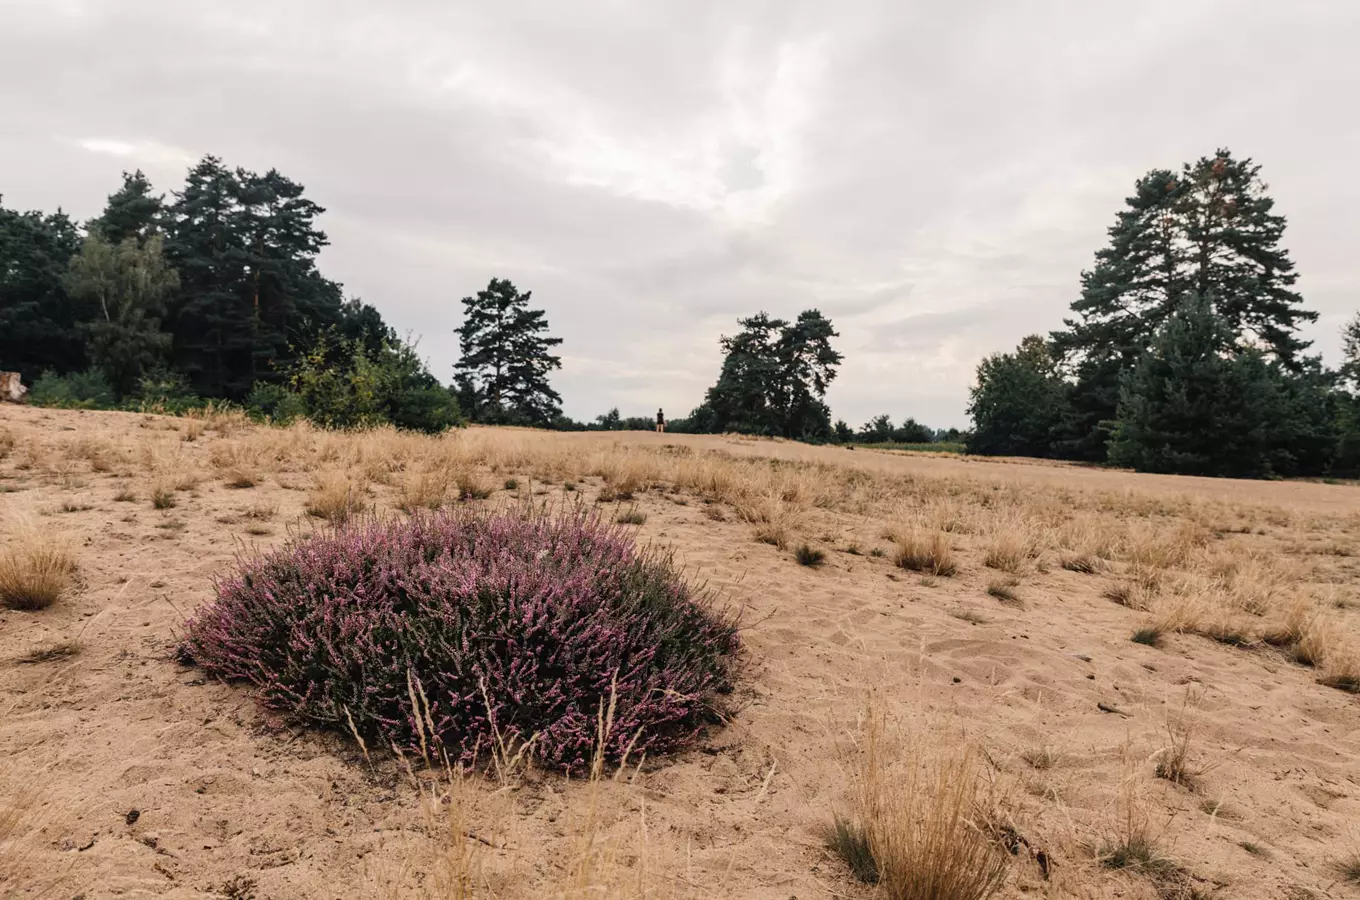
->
<box><xmin>179</xmin><ymin>505</ymin><xmax>740</xmax><ymax>771</ymax></box>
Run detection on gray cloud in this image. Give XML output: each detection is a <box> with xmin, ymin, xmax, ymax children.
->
<box><xmin>3</xmin><ymin>0</ymin><xmax>1357</xmax><ymax>427</ymax></box>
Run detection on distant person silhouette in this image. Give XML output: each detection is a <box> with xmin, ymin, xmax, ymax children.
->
<box><xmin>656</xmin><ymin>408</ymin><xmax>665</xmax><ymax>433</ymax></box>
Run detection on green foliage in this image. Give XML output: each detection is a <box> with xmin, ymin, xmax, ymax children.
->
<box><xmin>832</xmin><ymin>419</ymin><xmax>854</xmax><ymax>443</ymax></box>
<box><xmin>28</xmin><ymin>369</ymin><xmax>116</xmax><ymax>409</ymax></box>
<box><xmin>0</xmin><ymin>200</ymin><xmax>86</xmax><ymax>383</ymax></box>
<box><xmin>1054</xmin><ymin>149</ymin><xmax>1317</xmax><ymax>460</ymax></box>
<box><xmin>132</xmin><ymin>368</ymin><xmax>203</xmax><ymax>414</ymax></box>
<box><xmin>259</xmin><ymin>334</ymin><xmax>461</xmax><ymax>433</ymax></box>
<box><xmin>64</xmin><ymin>232</ymin><xmax>178</xmax><ymax>396</ymax></box>
<box><xmin>967</xmin><ymin>335</ymin><xmax>1072</xmax><ymax>457</ymax></box>
<box><xmin>454</xmin><ymin>278</ymin><xmax>563</xmax><ymax>425</ymax></box>
<box><xmin>1107</xmin><ymin>297</ymin><xmax>1335</xmax><ymax>478</ymax></box>
<box><xmin>88</xmin><ymin>170</ymin><xmax>164</xmax><ymax>246</ymax></box>
<box><xmin>164</xmin><ymin>156</ymin><xmax>346</xmax><ymax>400</ymax></box>
<box><xmin>692</xmin><ymin>310</ymin><xmax>842</xmax><ymax>439</ymax></box>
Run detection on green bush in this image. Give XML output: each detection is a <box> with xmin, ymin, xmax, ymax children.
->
<box><xmin>130</xmin><ymin>368</ymin><xmax>203</xmax><ymax>414</ymax></box>
<box><xmin>28</xmin><ymin>369</ymin><xmax>116</xmax><ymax>409</ymax></box>
<box><xmin>262</xmin><ymin>333</ymin><xmax>463</xmax><ymax>433</ymax></box>
<box><xmin>246</xmin><ymin>381</ymin><xmax>308</xmax><ymax>425</ymax></box>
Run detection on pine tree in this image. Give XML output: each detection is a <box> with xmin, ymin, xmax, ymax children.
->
<box><xmin>774</xmin><ymin>309</ymin><xmax>842</xmax><ymax>439</ymax></box>
<box><xmin>454</xmin><ymin>278</ymin><xmax>563</xmax><ymax>425</ymax></box>
<box><xmin>1055</xmin><ymin>149</ymin><xmax>1316</xmax><ymax>458</ymax></box>
<box><xmin>164</xmin><ymin>157</ymin><xmax>347</xmax><ymax>399</ymax></box>
<box><xmin>1106</xmin><ymin>296</ymin><xmax>1330</xmax><ymax>477</ymax></box>
<box><xmin>63</xmin><ymin>233</ymin><xmax>178</xmax><ymax>396</ymax></box>
<box><xmin>0</xmin><ymin>199</ymin><xmax>86</xmax><ymax>381</ymax></box>
<box><xmin>693</xmin><ymin>311</ymin><xmax>842</xmax><ymax>439</ymax></box>
<box><xmin>89</xmin><ymin>170</ymin><xmax>164</xmax><ymax>246</ymax></box>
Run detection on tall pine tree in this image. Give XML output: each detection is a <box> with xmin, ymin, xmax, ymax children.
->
<box><xmin>1054</xmin><ymin>149</ymin><xmax>1316</xmax><ymax>458</ymax></box>
<box><xmin>164</xmin><ymin>157</ymin><xmax>344</xmax><ymax>399</ymax></box>
<box><xmin>692</xmin><ymin>310</ymin><xmax>842</xmax><ymax>439</ymax></box>
<box><xmin>453</xmin><ymin>278</ymin><xmax>563</xmax><ymax>425</ymax></box>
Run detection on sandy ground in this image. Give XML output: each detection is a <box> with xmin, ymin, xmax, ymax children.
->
<box><xmin>2</xmin><ymin>405</ymin><xmax>1359</xmax><ymax>899</ymax></box>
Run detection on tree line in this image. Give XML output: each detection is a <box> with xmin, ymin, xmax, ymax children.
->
<box><xmin>3</xmin><ymin>164</ymin><xmax>954</xmax><ymax>442</ymax></box>
<box><xmin>969</xmin><ymin>149</ymin><xmax>1360</xmax><ymax>478</ymax></box>
<box><xmin>1</xmin><ymin>160</ymin><xmax>459</xmax><ymax>431</ymax></box>
<box><xmin>14</xmin><ymin>149</ymin><xmax>1349</xmax><ymax>480</ymax></box>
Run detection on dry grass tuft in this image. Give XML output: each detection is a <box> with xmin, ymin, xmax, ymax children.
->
<box><xmin>843</xmin><ymin>703</ymin><xmax>1008</xmax><ymax>900</ymax></box>
<box><xmin>0</xmin><ymin>425</ymin><xmax>14</xmax><ymax>460</ymax></box>
<box><xmin>0</xmin><ymin>520</ymin><xmax>76</xmax><ymax>611</ymax></box>
<box><xmin>1131</xmin><ymin>625</ymin><xmax>1162</xmax><ymax>647</ymax></box>
<box><xmin>981</xmin><ymin>520</ymin><xmax>1042</xmax><ymax>574</ymax></box>
<box><xmin>397</xmin><ymin>468</ymin><xmax>452</xmax><ymax>512</ymax></box>
<box><xmin>794</xmin><ymin>543</ymin><xmax>826</xmax><ymax>568</ymax></box>
<box><xmin>456</xmin><ymin>470</ymin><xmax>493</xmax><ymax>501</ymax></box>
<box><xmin>985</xmin><ymin>579</ymin><xmax>1021</xmax><ymax>606</ymax></box>
<box><xmin>1154</xmin><ymin>693</ymin><xmax>1207</xmax><ymax>789</ymax></box>
<box><xmin>1334</xmin><ymin>852</ymin><xmax>1360</xmax><ymax>885</ymax></box>
<box><xmin>305</xmin><ymin>471</ymin><xmax>367</xmax><ymax>523</ymax></box>
<box><xmin>890</xmin><ymin>526</ymin><xmax>958</xmax><ymax>577</ymax></box>
<box><xmin>826</xmin><ymin>815</ymin><xmax>878</xmax><ymax>884</ymax></box>
<box><xmin>15</xmin><ymin>640</ymin><xmax>82</xmax><ymax>664</ymax></box>
<box><xmin>616</xmin><ymin>508</ymin><xmax>647</xmax><ymax>526</ymax></box>
<box><xmin>151</xmin><ymin>482</ymin><xmax>176</xmax><ymax>509</ymax></box>
<box><xmin>1096</xmin><ymin>773</ymin><xmax>1179</xmax><ymax>884</ymax></box>
<box><xmin>1060</xmin><ymin>553</ymin><xmax>1103</xmax><ymax>574</ymax></box>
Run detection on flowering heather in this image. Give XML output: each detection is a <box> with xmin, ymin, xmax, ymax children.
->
<box><xmin>179</xmin><ymin>506</ymin><xmax>741</xmax><ymax>770</ymax></box>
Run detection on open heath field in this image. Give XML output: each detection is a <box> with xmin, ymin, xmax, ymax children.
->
<box><xmin>2</xmin><ymin>404</ymin><xmax>1360</xmax><ymax>900</ymax></box>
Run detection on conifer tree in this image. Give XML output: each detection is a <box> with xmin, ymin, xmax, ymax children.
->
<box><xmin>692</xmin><ymin>310</ymin><xmax>842</xmax><ymax>439</ymax></box>
<box><xmin>1106</xmin><ymin>296</ymin><xmax>1328</xmax><ymax>478</ymax></box>
<box><xmin>453</xmin><ymin>278</ymin><xmax>563</xmax><ymax>425</ymax></box>
<box><xmin>0</xmin><ymin>200</ymin><xmax>85</xmax><ymax>380</ymax></box>
<box><xmin>89</xmin><ymin>170</ymin><xmax>164</xmax><ymax>246</ymax></box>
<box><xmin>1054</xmin><ymin>149</ymin><xmax>1316</xmax><ymax>457</ymax></box>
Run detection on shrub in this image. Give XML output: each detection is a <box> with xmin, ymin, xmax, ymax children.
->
<box><xmin>28</xmin><ymin>369</ymin><xmax>116</xmax><ymax>409</ymax></box>
<box><xmin>0</xmin><ymin>522</ymin><xmax>76</xmax><ymax>610</ymax></box>
<box><xmin>794</xmin><ymin>543</ymin><xmax>826</xmax><ymax>567</ymax></box>
<box><xmin>131</xmin><ymin>368</ymin><xmax>202</xmax><ymax>414</ymax></box>
<box><xmin>178</xmin><ymin>506</ymin><xmax>741</xmax><ymax>770</ymax></box>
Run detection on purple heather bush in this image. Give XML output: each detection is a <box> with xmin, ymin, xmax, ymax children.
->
<box><xmin>179</xmin><ymin>505</ymin><xmax>741</xmax><ymax>770</ymax></box>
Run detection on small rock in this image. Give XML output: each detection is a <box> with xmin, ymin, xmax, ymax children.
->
<box><xmin>125</xmin><ymin>809</ymin><xmax>140</xmax><ymax>826</ymax></box>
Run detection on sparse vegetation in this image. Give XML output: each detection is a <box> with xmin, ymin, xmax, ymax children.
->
<box><xmin>794</xmin><ymin>543</ymin><xmax>826</xmax><ymax>567</ymax></box>
<box><xmin>845</xmin><ymin>703</ymin><xmax>1008</xmax><ymax>900</ymax></box>
<box><xmin>305</xmin><ymin>471</ymin><xmax>366</xmax><ymax>522</ymax></box>
<box><xmin>616</xmin><ymin>508</ymin><xmax>647</xmax><ymax>526</ymax></box>
<box><xmin>986</xmin><ymin>578</ymin><xmax>1020</xmax><ymax>605</ymax></box>
<box><xmin>15</xmin><ymin>640</ymin><xmax>82</xmax><ymax>664</ymax></box>
<box><xmin>1154</xmin><ymin>694</ymin><xmax>1206</xmax><ymax>788</ymax></box>
<box><xmin>890</xmin><ymin>525</ymin><xmax>957</xmax><ymax>576</ymax></box>
<box><xmin>1132</xmin><ymin>626</ymin><xmax>1163</xmax><ymax>647</ymax></box>
<box><xmin>0</xmin><ymin>521</ymin><xmax>76</xmax><ymax>611</ymax></box>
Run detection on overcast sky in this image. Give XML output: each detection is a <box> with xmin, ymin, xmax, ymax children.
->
<box><xmin>2</xmin><ymin>1</ymin><xmax>1357</xmax><ymax>427</ymax></box>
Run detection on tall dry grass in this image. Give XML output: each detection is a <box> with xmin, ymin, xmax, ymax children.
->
<box><xmin>842</xmin><ymin>704</ymin><xmax>1008</xmax><ymax>900</ymax></box>
<box><xmin>0</xmin><ymin>519</ymin><xmax>76</xmax><ymax>610</ymax></box>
